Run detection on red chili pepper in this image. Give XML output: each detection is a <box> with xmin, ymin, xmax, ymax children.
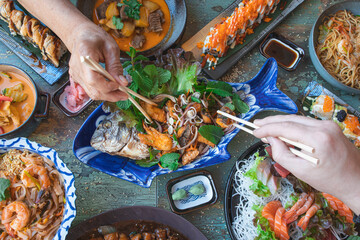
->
<box><xmin>0</xmin><ymin>95</ymin><xmax>12</xmax><ymax>102</ymax></box>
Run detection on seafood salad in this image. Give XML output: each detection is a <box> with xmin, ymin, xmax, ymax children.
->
<box><xmin>232</xmin><ymin>144</ymin><xmax>358</xmax><ymax>240</ymax></box>
<box><xmin>91</xmin><ymin>48</ymin><xmax>249</xmax><ymax>170</ymax></box>
<box><xmin>0</xmin><ymin>149</ymin><xmax>65</xmax><ymax>239</ymax></box>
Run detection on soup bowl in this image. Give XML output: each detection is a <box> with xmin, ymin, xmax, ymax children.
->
<box><xmin>0</xmin><ymin>64</ymin><xmax>50</xmax><ymax>138</ymax></box>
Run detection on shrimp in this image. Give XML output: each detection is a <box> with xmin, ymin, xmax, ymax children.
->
<box><xmin>297</xmin><ymin>203</ymin><xmax>321</xmax><ymax>231</ymax></box>
<box><xmin>20</xmin><ymin>154</ymin><xmax>43</xmax><ymax>166</ymax></box>
<box><xmin>337</xmin><ymin>39</ymin><xmax>353</xmax><ymax>55</ymax></box>
<box><xmin>296</xmin><ymin>192</ymin><xmax>315</xmax><ymax>216</ymax></box>
<box><xmin>138</xmin><ymin>124</ymin><xmax>173</xmax><ymax>151</ymax></box>
<box><xmin>181</xmin><ymin>148</ymin><xmax>199</xmax><ymax>165</ymax></box>
<box><xmin>140</xmin><ymin>101</ymin><xmax>166</xmax><ymax>123</ymax></box>
<box><xmin>283</xmin><ymin>193</ymin><xmax>307</xmax><ymax>222</ymax></box>
<box><xmin>21</xmin><ymin>165</ymin><xmax>50</xmax><ymax>189</ymax></box>
<box><xmin>1</xmin><ymin>201</ymin><xmax>30</xmax><ymax>237</ymax></box>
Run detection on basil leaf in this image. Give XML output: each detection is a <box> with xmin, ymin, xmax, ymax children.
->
<box><xmin>136</xmin><ymin>158</ymin><xmax>159</xmax><ymax>167</ymax></box>
<box><xmin>126</xmin><ymin>47</ymin><xmax>137</xmax><ymax>59</ymax></box>
<box><xmin>143</xmin><ymin>65</ymin><xmax>171</xmax><ymax>95</ymax></box>
<box><xmin>198</xmin><ymin>125</ymin><xmax>224</xmax><ymax>145</ymax></box>
<box><xmin>122</xmin><ymin>61</ymin><xmax>132</xmax><ymax>69</ymax></box>
<box><xmin>205</xmin><ymin>81</ymin><xmax>233</xmax><ymax>97</ymax></box>
<box><xmin>0</xmin><ymin>178</ymin><xmax>10</xmax><ymax>201</ymax></box>
<box><xmin>116</xmin><ymin>82</ymin><xmax>138</xmax><ymax>110</ymax></box>
<box><xmin>160</xmin><ymin>153</ymin><xmax>180</xmax><ymax>171</ymax></box>
<box><xmin>112</xmin><ymin>16</ymin><xmax>124</xmax><ymax>30</ymax></box>
<box><xmin>232</xmin><ymin>93</ymin><xmax>249</xmax><ymax>113</ymax></box>
<box><xmin>130</xmin><ymin>65</ymin><xmax>153</xmax><ymax>93</ymax></box>
<box><xmin>134</xmin><ymin>55</ymin><xmax>149</xmax><ymax>63</ymax></box>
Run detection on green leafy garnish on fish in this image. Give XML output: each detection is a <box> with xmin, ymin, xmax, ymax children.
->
<box><xmin>198</xmin><ymin>125</ymin><xmax>224</xmax><ymax>145</ymax></box>
<box><xmin>160</xmin><ymin>153</ymin><xmax>180</xmax><ymax>171</ymax></box>
<box><xmin>136</xmin><ymin>148</ymin><xmax>160</xmax><ymax>167</ymax></box>
<box><xmin>116</xmin><ymin>82</ymin><xmax>138</xmax><ymax>110</ymax></box>
<box><xmin>205</xmin><ymin>81</ymin><xmax>233</xmax><ymax>97</ymax></box>
<box><xmin>0</xmin><ymin>178</ymin><xmax>10</xmax><ymax>201</ymax></box>
<box><xmin>3</xmin><ymin>83</ymin><xmax>27</xmax><ymax>102</ymax></box>
<box><xmin>244</xmin><ymin>152</ymin><xmax>271</xmax><ymax>197</ymax></box>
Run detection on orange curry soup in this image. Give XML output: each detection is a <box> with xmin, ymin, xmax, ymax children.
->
<box><xmin>0</xmin><ymin>72</ymin><xmax>35</xmax><ymax>133</ymax></box>
<box><xmin>93</xmin><ymin>0</ymin><xmax>171</xmax><ymax>52</ymax></box>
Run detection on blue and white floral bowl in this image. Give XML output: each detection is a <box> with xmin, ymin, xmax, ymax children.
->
<box><xmin>73</xmin><ymin>58</ymin><xmax>298</xmax><ymax>188</ymax></box>
<box><xmin>0</xmin><ymin>137</ymin><xmax>76</xmax><ymax>240</ymax></box>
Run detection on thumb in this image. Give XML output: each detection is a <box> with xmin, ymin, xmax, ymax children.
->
<box><xmin>103</xmin><ymin>45</ymin><xmax>127</xmax><ymax>86</ymax></box>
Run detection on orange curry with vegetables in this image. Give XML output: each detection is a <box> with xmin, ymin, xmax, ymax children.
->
<box><xmin>0</xmin><ymin>72</ymin><xmax>35</xmax><ymax>134</ymax></box>
<box><xmin>93</xmin><ymin>0</ymin><xmax>170</xmax><ymax>52</ymax></box>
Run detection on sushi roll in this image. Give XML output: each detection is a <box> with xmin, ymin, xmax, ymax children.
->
<box><xmin>201</xmin><ymin>0</ymin><xmax>281</xmax><ymax>68</ymax></box>
<box><xmin>310</xmin><ymin>95</ymin><xmax>335</xmax><ymax>120</ymax></box>
<box><xmin>342</xmin><ymin>114</ymin><xmax>360</xmax><ymax>141</ymax></box>
<box><xmin>0</xmin><ymin>0</ymin><xmax>67</xmax><ymax>67</ymax></box>
<box><xmin>332</xmin><ymin>105</ymin><xmax>348</xmax><ymax>130</ymax></box>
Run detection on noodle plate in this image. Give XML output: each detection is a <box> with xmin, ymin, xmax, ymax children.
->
<box><xmin>316</xmin><ymin>10</ymin><xmax>360</xmax><ymax>89</ymax></box>
<box><xmin>0</xmin><ymin>149</ymin><xmax>65</xmax><ymax>239</ymax></box>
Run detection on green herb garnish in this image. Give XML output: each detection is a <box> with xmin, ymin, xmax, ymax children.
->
<box><xmin>112</xmin><ymin>16</ymin><xmax>124</xmax><ymax>30</ymax></box>
<box><xmin>160</xmin><ymin>153</ymin><xmax>180</xmax><ymax>171</ymax></box>
<box><xmin>118</xmin><ymin>0</ymin><xmax>142</xmax><ymax>20</ymax></box>
<box><xmin>198</xmin><ymin>125</ymin><xmax>224</xmax><ymax>145</ymax></box>
<box><xmin>0</xmin><ymin>178</ymin><xmax>10</xmax><ymax>201</ymax></box>
<box><xmin>232</xmin><ymin>93</ymin><xmax>249</xmax><ymax>113</ymax></box>
<box><xmin>205</xmin><ymin>81</ymin><xmax>233</xmax><ymax>97</ymax></box>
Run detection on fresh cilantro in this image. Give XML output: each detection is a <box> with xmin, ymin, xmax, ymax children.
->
<box><xmin>205</xmin><ymin>81</ymin><xmax>233</xmax><ymax>97</ymax></box>
<box><xmin>120</xmin><ymin>0</ymin><xmax>142</xmax><ymax>20</ymax></box>
<box><xmin>112</xmin><ymin>16</ymin><xmax>124</xmax><ymax>30</ymax></box>
<box><xmin>232</xmin><ymin>93</ymin><xmax>249</xmax><ymax>113</ymax></box>
<box><xmin>198</xmin><ymin>125</ymin><xmax>224</xmax><ymax>145</ymax></box>
<box><xmin>191</xmin><ymin>96</ymin><xmax>201</xmax><ymax>103</ymax></box>
<box><xmin>0</xmin><ymin>178</ymin><xmax>11</xmax><ymax>201</ymax></box>
<box><xmin>160</xmin><ymin>153</ymin><xmax>180</xmax><ymax>171</ymax></box>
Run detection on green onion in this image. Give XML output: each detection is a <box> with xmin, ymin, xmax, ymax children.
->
<box><xmin>24</xmin><ymin>170</ymin><xmax>41</xmax><ymax>190</ymax></box>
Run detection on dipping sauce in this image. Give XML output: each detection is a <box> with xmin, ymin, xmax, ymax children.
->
<box><xmin>263</xmin><ymin>38</ymin><xmax>299</xmax><ymax>69</ymax></box>
<box><xmin>0</xmin><ymin>72</ymin><xmax>35</xmax><ymax>134</ymax></box>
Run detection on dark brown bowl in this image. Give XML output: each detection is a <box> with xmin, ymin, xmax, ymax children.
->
<box><xmin>66</xmin><ymin>206</ymin><xmax>207</xmax><ymax>240</ymax></box>
<box><xmin>0</xmin><ymin>64</ymin><xmax>50</xmax><ymax>138</ymax></box>
<box><xmin>76</xmin><ymin>0</ymin><xmax>187</xmax><ymax>58</ymax></box>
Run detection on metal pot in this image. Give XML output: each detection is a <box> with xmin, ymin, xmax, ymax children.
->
<box><xmin>0</xmin><ymin>64</ymin><xmax>50</xmax><ymax>138</ymax></box>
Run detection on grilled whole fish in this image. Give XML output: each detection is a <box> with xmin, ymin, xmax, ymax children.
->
<box><xmin>90</xmin><ymin>111</ymin><xmax>149</xmax><ymax>160</ymax></box>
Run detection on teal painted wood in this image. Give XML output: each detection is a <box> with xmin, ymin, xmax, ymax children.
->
<box><xmin>0</xmin><ymin>0</ymin><xmax>359</xmax><ymax>239</ymax></box>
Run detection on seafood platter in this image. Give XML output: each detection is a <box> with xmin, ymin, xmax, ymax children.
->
<box><xmin>0</xmin><ymin>0</ymin><xmax>359</xmax><ymax>239</ymax></box>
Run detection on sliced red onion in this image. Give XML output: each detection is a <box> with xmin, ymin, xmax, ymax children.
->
<box><xmin>195</xmin><ymin>116</ymin><xmax>203</xmax><ymax>124</ymax></box>
<box><xmin>174</xmin><ymin>104</ymin><xmax>182</xmax><ymax>114</ymax></box>
<box><xmin>179</xmin><ymin>94</ymin><xmax>188</xmax><ymax>106</ymax></box>
<box><xmin>178</xmin><ymin>127</ymin><xmax>198</xmax><ymax>150</ymax></box>
<box><xmin>186</xmin><ymin>107</ymin><xmax>197</xmax><ymax>119</ymax></box>
<box><xmin>152</xmin><ymin>94</ymin><xmax>177</xmax><ymax>103</ymax></box>
<box><xmin>201</xmin><ymin>99</ymin><xmax>208</xmax><ymax>109</ymax></box>
<box><xmin>154</xmin><ymin>121</ymin><xmax>162</xmax><ymax>133</ymax></box>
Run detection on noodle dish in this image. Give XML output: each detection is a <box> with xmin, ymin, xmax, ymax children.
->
<box><xmin>0</xmin><ymin>138</ymin><xmax>76</xmax><ymax>240</ymax></box>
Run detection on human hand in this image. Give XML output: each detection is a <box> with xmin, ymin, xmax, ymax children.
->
<box><xmin>68</xmin><ymin>22</ymin><xmax>128</xmax><ymax>102</ymax></box>
<box><xmin>253</xmin><ymin>115</ymin><xmax>360</xmax><ymax>214</ymax></box>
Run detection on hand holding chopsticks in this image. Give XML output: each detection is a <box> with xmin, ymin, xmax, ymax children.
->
<box><xmin>217</xmin><ymin>110</ymin><xmax>319</xmax><ymax>165</ymax></box>
<box><xmin>80</xmin><ymin>55</ymin><xmax>155</xmax><ymax>123</ymax></box>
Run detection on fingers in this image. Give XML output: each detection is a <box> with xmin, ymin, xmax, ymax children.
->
<box><xmin>103</xmin><ymin>43</ymin><xmax>126</xmax><ymax>86</ymax></box>
<box><xmin>254</xmin><ymin>115</ymin><xmax>322</xmax><ymax>127</ymax></box>
<box><xmin>253</xmin><ymin>121</ymin><xmax>317</xmax><ymax>146</ymax></box>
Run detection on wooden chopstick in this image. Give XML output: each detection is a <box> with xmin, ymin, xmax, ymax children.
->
<box><xmin>80</xmin><ymin>56</ymin><xmax>157</xmax><ymax>106</ymax></box>
<box><xmin>233</xmin><ymin>123</ymin><xmax>319</xmax><ymax>165</ymax></box>
<box><xmin>80</xmin><ymin>56</ymin><xmax>154</xmax><ymax>123</ymax></box>
<box><xmin>217</xmin><ymin>110</ymin><xmax>315</xmax><ymax>154</ymax></box>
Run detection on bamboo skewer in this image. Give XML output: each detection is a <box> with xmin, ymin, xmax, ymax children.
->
<box><xmin>217</xmin><ymin>110</ymin><xmax>315</xmax><ymax>154</ymax></box>
<box><xmin>232</xmin><ymin>123</ymin><xmax>319</xmax><ymax>165</ymax></box>
<box><xmin>80</xmin><ymin>56</ymin><xmax>154</xmax><ymax>123</ymax></box>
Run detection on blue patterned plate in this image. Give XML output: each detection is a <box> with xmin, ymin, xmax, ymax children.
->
<box><xmin>0</xmin><ymin>137</ymin><xmax>76</xmax><ymax>240</ymax></box>
<box><xmin>73</xmin><ymin>58</ymin><xmax>298</xmax><ymax>188</ymax></box>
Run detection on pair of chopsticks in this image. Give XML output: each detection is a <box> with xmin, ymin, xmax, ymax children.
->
<box><xmin>217</xmin><ymin>110</ymin><xmax>319</xmax><ymax>165</ymax></box>
<box><xmin>80</xmin><ymin>55</ymin><xmax>155</xmax><ymax>123</ymax></box>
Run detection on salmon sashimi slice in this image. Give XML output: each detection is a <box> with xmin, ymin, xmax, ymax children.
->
<box><xmin>283</xmin><ymin>193</ymin><xmax>307</xmax><ymax>221</ymax></box>
<box><xmin>296</xmin><ymin>192</ymin><xmax>315</xmax><ymax>216</ymax></box>
<box><xmin>274</xmin><ymin>207</ymin><xmax>285</xmax><ymax>239</ymax></box>
<box><xmin>262</xmin><ymin>201</ymin><xmax>282</xmax><ymax>230</ymax></box>
<box><xmin>322</xmin><ymin>193</ymin><xmax>354</xmax><ymax>223</ymax></box>
<box><xmin>280</xmin><ymin>215</ymin><xmax>290</xmax><ymax>240</ymax></box>
<box><xmin>297</xmin><ymin>203</ymin><xmax>321</xmax><ymax>231</ymax></box>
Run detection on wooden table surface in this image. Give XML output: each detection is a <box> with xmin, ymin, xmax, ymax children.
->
<box><xmin>0</xmin><ymin>0</ymin><xmax>359</xmax><ymax>239</ymax></box>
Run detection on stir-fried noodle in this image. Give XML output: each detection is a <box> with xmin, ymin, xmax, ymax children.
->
<box><xmin>316</xmin><ymin>10</ymin><xmax>360</xmax><ymax>89</ymax></box>
<box><xmin>0</xmin><ymin>150</ymin><xmax>64</xmax><ymax>239</ymax></box>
